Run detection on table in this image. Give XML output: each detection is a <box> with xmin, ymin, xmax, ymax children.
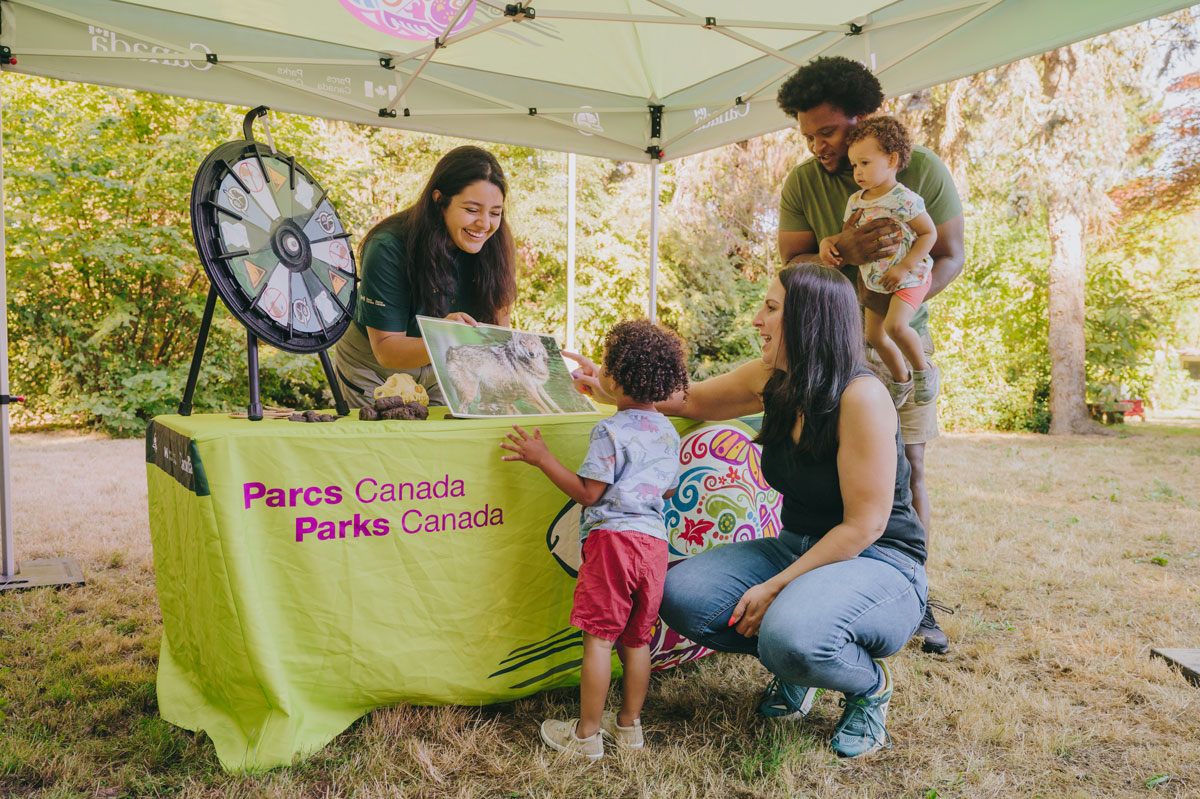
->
<box><xmin>146</xmin><ymin>409</ymin><xmax>779</xmax><ymax>770</ymax></box>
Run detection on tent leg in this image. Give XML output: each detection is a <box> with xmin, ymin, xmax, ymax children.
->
<box><xmin>648</xmin><ymin>162</ymin><xmax>659</xmax><ymax>323</ymax></box>
<box><xmin>566</xmin><ymin>152</ymin><xmax>576</xmax><ymax>353</ymax></box>
<box><xmin>178</xmin><ymin>285</ymin><xmax>218</xmax><ymax>416</ymax></box>
<box><xmin>0</xmin><ymin>69</ymin><xmax>83</xmax><ymax>591</ymax></box>
<box><xmin>318</xmin><ymin>350</ymin><xmax>349</xmax><ymax>416</ymax></box>
<box><xmin>246</xmin><ymin>331</ymin><xmax>263</xmax><ymax>422</ymax></box>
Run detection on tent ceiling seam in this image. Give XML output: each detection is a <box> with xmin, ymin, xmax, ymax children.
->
<box><xmin>867</xmin><ymin>0</ymin><xmax>992</xmax><ymax>31</ymax></box>
<box><xmin>385</xmin><ymin>11</ymin><xmax>514</xmax><ymax>68</ymax></box>
<box><xmin>659</xmin><ymin>31</ymin><xmax>846</xmax><ymax>151</ymax></box>
<box><xmin>875</xmin><ymin>0</ymin><xmax>1004</xmax><ymax>76</ymax></box>
<box><xmin>384</xmin><ymin>0</ymin><xmax>476</xmax><ymax>115</ymax></box>
<box><xmin>524</xmin><ymin>7</ymin><xmax>844</xmax><ymax>33</ymax></box>
<box><xmin>15</xmin><ymin>0</ymin><xmax>386</xmax><ymax>117</ymax></box>
<box><xmin>627</xmin><ymin>0</ymin><xmax>672</xmax><ymax>104</ymax></box>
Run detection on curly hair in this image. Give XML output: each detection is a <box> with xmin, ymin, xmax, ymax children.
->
<box><xmin>777</xmin><ymin>56</ymin><xmax>884</xmax><ymax>119</ymax></box>
<box><xmin>602</xmin><ymin>320</ymin><xmax>689</xmax><ymax>405</ymax></box>
<box><xmin>845</xmin><ymin>115</ymin><xmax>913</xmax><ymax>171</ymax></box>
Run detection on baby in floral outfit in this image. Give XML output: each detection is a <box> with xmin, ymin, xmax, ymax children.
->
<box><xmin>820</xmin><ymin>115</ymin><xmax>940</xmax><ymax>408</ymax></box>
<box><xmin>501</xmin><ymin>319</ymin><xmax>689</xmax><ymax>760</ymax></box>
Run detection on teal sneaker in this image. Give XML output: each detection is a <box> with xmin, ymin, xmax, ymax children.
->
<box><xmin>757</xmin><ymin>676</ymin><xmax>824</xmax><ymax>719</ymax></box>
<box><xmin>830</xmin><ymin>659</ymin><xmax>893</xmax><ymax>758</ymax></box>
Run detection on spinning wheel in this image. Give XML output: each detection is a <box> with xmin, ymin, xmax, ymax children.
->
<box><xmin>179</xmin><ymin>107</ymin><xmax>355</xmax><ymax>420</ymax></box>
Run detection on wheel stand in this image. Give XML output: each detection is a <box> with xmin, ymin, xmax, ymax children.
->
<box><xmin>177</xmin><ymin>286</ymin><xmax>349</xmax><ymax>420</ymax></box>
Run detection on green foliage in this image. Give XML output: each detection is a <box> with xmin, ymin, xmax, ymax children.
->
<box><xmin>657</xmin><ymin>137</ymin><xmax>800</xmax><ymax>379</ymax></box>
<box><xmin>935</xmin><ymin>209</ymin><xmax>1053</xmax><ymax>431</ymax></box>
<box><xmin>1085</xmin><ymin>210</ymin><xmax>1200</xmax><ymax>407</ymax></box>
<box><xmin>895</xmin><ymin>21</ymin><xmax>1200</xmax><ymax>429</ymax></box>
<box><xmin>7</xmin><ymin>81</ymin><xmax>228</xmax><ymax>433</ymax></box>
<box><xmin>3</xmin><ymin>79</ymin><xmax>339</xmax><ymax>434</ymax></box>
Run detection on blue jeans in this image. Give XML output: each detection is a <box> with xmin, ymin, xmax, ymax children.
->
<box><xmin>660</xmin><ymin>531</ymin><xmax>928</xmax><ymax>698</ymax></box>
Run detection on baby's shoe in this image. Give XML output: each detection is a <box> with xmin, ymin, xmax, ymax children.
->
<box><xmin>888</xmin><ymin>377</ymin><xmax>914</xmax><ymax>409</ymax></box>
<box><xmin>913</xmin><ymin>364</ymin><xmax>940</xmax><ymax>406</ymax></box>
<box><xmin>539</xmin><ymin>719</ymin><xmax>603</xmax><ymax>760</ymax></box>
<box><xmin>600</xmin><ymin>711</ymin><xmax>644</xmax><ymax>749</ymax></box>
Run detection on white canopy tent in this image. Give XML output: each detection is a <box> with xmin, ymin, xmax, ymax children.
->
<box><xmin>4</xmin><ymin>0</ymin><xmax>1193</xmax><ymax>161</ymax></box>
<box><xmin>0</xmin><ymin>0</ymin><xmax>1191</xmax><ymax>586</ymax></box>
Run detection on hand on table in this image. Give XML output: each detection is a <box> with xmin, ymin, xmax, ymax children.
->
<box><xmin>500</xmin><ymin>424</ymin><xmax>549</xmax><ymax>467</ymax></box>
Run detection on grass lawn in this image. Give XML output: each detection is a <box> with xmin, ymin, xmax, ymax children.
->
<box><xmin>1</xmin><ymin>419</ymin><xmax>1198</xmax><ymax>798</ymax></box>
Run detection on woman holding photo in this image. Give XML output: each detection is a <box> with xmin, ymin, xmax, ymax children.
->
<box><xmin>333</xmin><ymin>145</ymin><xmax>517</xmax><ymax>407</ymax></box>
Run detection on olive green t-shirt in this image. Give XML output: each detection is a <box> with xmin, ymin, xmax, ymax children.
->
<box><xmin>353</xmin><ymin>229</ymin><xmax>469</xmax><ymax>337</ymax></box>
<box><xmin>779</xmin><ymin>145</ymin><xmax>962</xmax><ymax>332</ymax></box>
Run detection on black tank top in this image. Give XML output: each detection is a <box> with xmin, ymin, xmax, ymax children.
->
<box><xmin>758</xmin><ymin>373</ymin><xmax>927</xmax><ymax>564</ymax></box>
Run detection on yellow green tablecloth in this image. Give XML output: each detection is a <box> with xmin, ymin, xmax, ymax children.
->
<box><xmin>146</xmin><ymin>409</ymin><xmax>777</xmax><ymax>770</ymax></box>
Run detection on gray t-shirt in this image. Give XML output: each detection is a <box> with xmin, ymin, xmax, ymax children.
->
<box><xmin>576</xmin><ymin>410</ymin><xmax>680</xmax><ymax>543</ymax></box>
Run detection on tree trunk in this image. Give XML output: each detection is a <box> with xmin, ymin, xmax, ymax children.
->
<box><xmin>1046</xmin><ymin>202</ymin><xmax>1101</xmax><ymax>434</ymax></box>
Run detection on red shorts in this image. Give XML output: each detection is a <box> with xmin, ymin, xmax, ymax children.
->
<box><xmin>858</xmin><ymin>269</ymin><xmax>932</xmax><ymax>313</ymax></box>
<box><xmin>570</xmin><ymin>528</ymin><xmax>669</xmax><ymax>647</ymax></box>
<box><xmin>894</xmin><ymin>271</ymin><xmax>932</xmax><ymax>310</ymax></box>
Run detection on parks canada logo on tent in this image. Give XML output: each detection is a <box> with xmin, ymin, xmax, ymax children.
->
<box><xmin>339</xmin><ymin>0</ymin><xmax>476</xmax><ymax>41</ymax></box>
<box><xmin>573</xmin><ymin>106</ymin><xmax>604</xmax><ymax>137</ymax></box>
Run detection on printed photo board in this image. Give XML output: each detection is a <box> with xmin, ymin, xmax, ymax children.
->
<box><xmin>417</xmin><ymin>317</ymin><xmax>597</xmax><ymax>418</ymax></box>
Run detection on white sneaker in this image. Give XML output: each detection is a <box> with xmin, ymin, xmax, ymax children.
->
<box><xmin>600</xmin><ymin>711</ymin><xmax>644</xmax><ymax>749</ymax></box>
<box><xmin>539</xmin><ymin>719</ymin><xmax>603</xmax><ymax>760</ymax></box>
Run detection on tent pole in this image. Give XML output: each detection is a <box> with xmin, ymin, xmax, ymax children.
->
<box><xmin>648</xmin><ymin>162</ymin><xmax>659</xmax><ymax>323</ymax></box>
<box><xmin>566</xmin><ymin>152</ymin><xmax>576</xmax><ymax>353</ymax></box>
<box><xmin>0</xmin><ymin>70</ymin><xmax>83</xmax><ymax>591</ymax></box>
<box><xmin>1</xmin><ymin>68</ymin><xmax>14</xmax><ymax>579</ymax></box>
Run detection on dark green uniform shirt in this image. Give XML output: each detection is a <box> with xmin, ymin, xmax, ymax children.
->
<box><xmin>334</xmin><ymin>228</ymin><xmax>470</xmax><ymax>408</ymax></box>
<box><xmin>353</xmin><ymin>229</ymin><xmax>469</xmax><ymax>337</ymax></box>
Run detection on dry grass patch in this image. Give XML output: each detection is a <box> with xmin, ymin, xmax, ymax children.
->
<box><xmin>1</xmin><ymin>423</ymin><xmax>1198</xmax><ymax>798</ymax></box>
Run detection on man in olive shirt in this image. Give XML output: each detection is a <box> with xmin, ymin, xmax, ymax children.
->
<box><xmin>776</xmin><ymin>56</ymin><xmax>965</xmax><ymax>655</ymax></box>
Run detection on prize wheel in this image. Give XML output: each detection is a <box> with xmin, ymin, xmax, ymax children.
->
<box><xmin>190</xmin><ymin>136</ymin><xmax>357</xmax><ymax>353</ymax></box>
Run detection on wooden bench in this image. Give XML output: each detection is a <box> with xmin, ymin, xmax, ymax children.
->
<box><xmin>1088</xmin><ymin>398</ymin><xmax>1145</xmax><ymax>424</ymax></box>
